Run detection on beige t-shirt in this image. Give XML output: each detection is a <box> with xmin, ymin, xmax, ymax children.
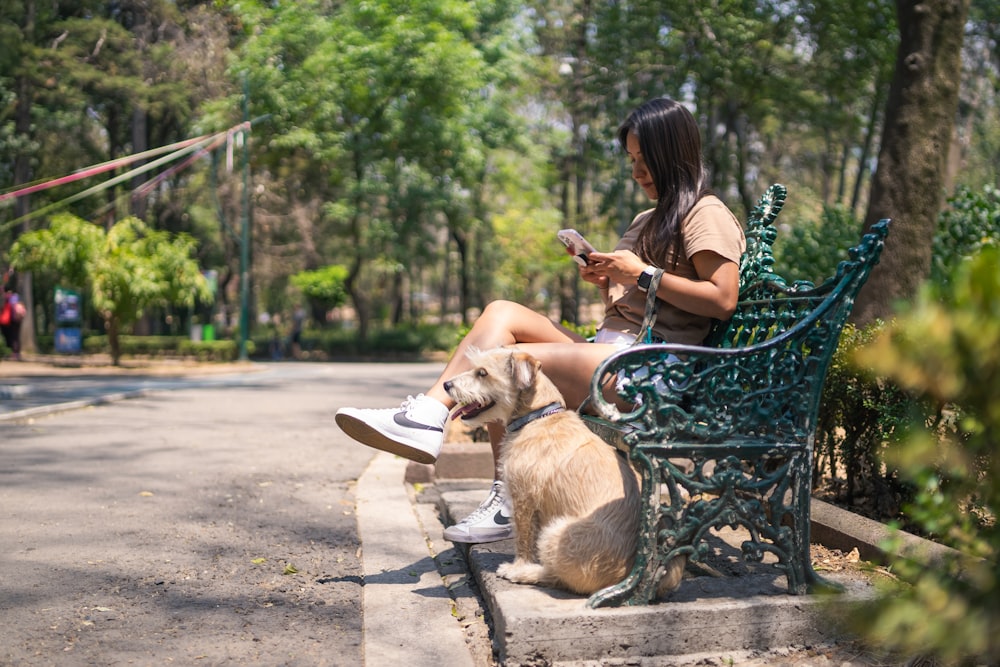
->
<box><xmin>601</xmin><ymin>195</ymin><xmax>746</xmax><ymax>346</ymax></box>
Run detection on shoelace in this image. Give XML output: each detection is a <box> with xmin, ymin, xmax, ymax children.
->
<box><xmin>458</xmin><ymin>484</ymin><xmax>506</xmax><ymax>525</ymax></box>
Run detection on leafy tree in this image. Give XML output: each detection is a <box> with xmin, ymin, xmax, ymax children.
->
<box><xmin>232</xmin><ymin>0</ymin><xmax>524</xmax><ymax>340</ymax></box>
<box><xmin>289</xmin><ymin>265</ymin><xmax>349</xmax><ymax>325</ymax></box>
<box><xmin>10</xmin><ymin>214</ymin><xmax>211</xmax><ymax>364</ymax></box>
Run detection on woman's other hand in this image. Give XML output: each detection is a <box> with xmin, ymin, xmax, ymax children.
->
<box><xmin>585</xmin><ymin>250</ymin><xmax>646</xmax><ymax>287</ymax></box>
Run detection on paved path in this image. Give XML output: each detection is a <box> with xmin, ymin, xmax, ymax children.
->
<box><xmin>0</xmin><ymin>360</ymin><xmax>483</xmax><ymax>666</ymax></box>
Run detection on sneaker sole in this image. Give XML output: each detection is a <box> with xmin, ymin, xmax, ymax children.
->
<box><xmin>335</xmin><ymin>412</ymin><xmax>439</xmax><ymax>465</ymax></box>
<box><xmin>442</xmin><ymin>527</ymin><xmax>512</xmax><ymax>544</ymax></box>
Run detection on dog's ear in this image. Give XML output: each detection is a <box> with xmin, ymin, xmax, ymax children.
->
<box><xmin>509</xmin><ymin>351</ymin><xmax>540</xmax><ymax>390</ymax></box>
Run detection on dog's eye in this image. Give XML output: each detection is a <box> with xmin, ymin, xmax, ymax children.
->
<box><xmin>477</xmin><ymin>368</ymin><xmax>488</xmax><ymax>377</ymax></box>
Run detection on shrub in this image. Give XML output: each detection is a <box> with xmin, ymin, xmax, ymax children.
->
<box><xmin>848</xmin><ymin>246</ymin><xmax>1000</xmax><ymax>664</ymax></box>
<box><xmin>775</xmin><ymin>204</ymin><xmax>863</xmax><ymax>285</ymax></box>
<box><xmin>931</xmin><ymin>184</ymin><xmax>1000</xmax><ymax>288</ymax></box>
<box><xmin>813</xmin><ymin>321</ymin><xmax>929</xmax><ymax>525</ymax></box>
<box><xmin>177</xmin><ymin>339</ymin><xmax>241</xmax><ymax>362</ymax></box>
<box><xmin>77</xmin><ymin>335</ymin><xmax>244</xmax><ymax>362</ymax></box>
<box><xmin>255</xmin><ymin>323</ymin><xmax>460</xmax><ymax>359</ymax></box>
<box><xmin>83</xmin><ymin>335</ymin><xmax>184</xmax><ymax>356</ymax></box>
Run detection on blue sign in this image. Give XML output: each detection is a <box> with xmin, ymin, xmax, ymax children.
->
<box><xmin>55</xmin><ymin>287</ymin><xmax>82</xmax><ymax>324</ymax></box>
<box><xmin>55</xmin><ymin>327</ymin><xmax>82</xmax><ymax>354</ymax></box>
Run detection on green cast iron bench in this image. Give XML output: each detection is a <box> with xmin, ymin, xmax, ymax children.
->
<box><xmin>581</xmin><ymin>184</ymin><xmax>891</xmax><ymax>608</ymax></box>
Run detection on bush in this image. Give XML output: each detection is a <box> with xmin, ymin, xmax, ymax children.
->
<box><xmin>848</xmin><ymin>246</ymin><xmax>1000</xmax><ymax>664</ymax></box>
<box><xmin>83</xmin><ymin>335</ymin><xmax>184</xmax><ymax>356</ymax></box>
<box><xmin>177</xmin><ymin>339</ymin><xmax>242</xmax><ymax>362</ymax></box>
<box><xmin>775</xmin><ymin>204</ymin><xmax>863</xmax><ymax>285</ymax></box>
<box><xmin>813</xmin><ymin>321</ymin><xmax>930</xmax><ymax>525</ymax></box>
<box><xmin>252</xmin><ymin>323</ymin><xmax>460</xmax><ymax>360</ymax></box>
<box><xmin>75</xmin><ymin>334</ymin><xmax>245</xmax><ymax>362</ymax></box>
<box><xmin>931</xmin><ymin>184</ymin><xmax>1000</xmax><ymax>288</ymax></box>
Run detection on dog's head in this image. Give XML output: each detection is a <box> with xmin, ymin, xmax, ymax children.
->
<box><xmin>443</xmin><ymin>348</ymin><xmax>544</xmax><ymax>427</ymax></box>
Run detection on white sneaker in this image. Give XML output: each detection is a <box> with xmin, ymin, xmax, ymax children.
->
<box><xmin>443</xmin><ymin>481</ymin><xmax>513</xmax><ymax>543</ymax></box>
<box><xmin>335</xmin><ymin>394</ymin><xmax>448</xmax><ymax>464</ymax></box>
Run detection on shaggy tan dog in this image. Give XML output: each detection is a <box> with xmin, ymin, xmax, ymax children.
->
<box><xmin>443</xmin><ymin>347</ymin><xmax>685</xmax><ymax>597</ymax></box>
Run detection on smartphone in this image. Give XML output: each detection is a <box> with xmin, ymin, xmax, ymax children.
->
<box><xmin>557</xmin><ymin>228</ymin><xmax>598</xmax><ymax>266</ymax></box>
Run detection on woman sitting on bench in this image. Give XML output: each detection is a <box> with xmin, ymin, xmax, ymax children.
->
<box><xmin>335</xmin><ymin>96</ymin><xmax>746</xmax><ymax>544</ymax></box>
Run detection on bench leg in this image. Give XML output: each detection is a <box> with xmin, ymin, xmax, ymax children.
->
<box><xmin>587</xmin><ymin>454</ymin><xmax>688</xmax><ymax>608</ymax></box>
<box><xmin>787</xmin><ymin>451</ymin><xmax>846</xmax><ymax>595</ymax></box>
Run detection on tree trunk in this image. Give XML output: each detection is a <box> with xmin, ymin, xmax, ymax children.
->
<box><xmin>346</xmin><ymin>145</ymin><xmax>370</xmax><ymax>343</ymax></box>
<box><xmin>12</xmin><ymin>0</ymin><xmax>37</xmax><ymax>354</ymax></box>
<box><xmin>850</xmin><ymin>80</ymin><xmax>886</xmax><ymax>218</ymax></box>
<box><xmin>450</xmin><ymin>224</ymin><xmax>470</xmax><ymax>325</ymax></box>
<box><xmin>853</xmin><ymin>0</ymin><xmax>971</xmax><ymax>326</ymax></box>
<box><xmin>107</xmin><ymin>314</ymin><xmax>122</xmax><ymax>366</ymax></box>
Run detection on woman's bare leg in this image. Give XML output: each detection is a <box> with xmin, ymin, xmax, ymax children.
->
<box><xmin>425</xmin><ymin>300</ymin><xmax>588</xmax><ymax>407</ymax></box>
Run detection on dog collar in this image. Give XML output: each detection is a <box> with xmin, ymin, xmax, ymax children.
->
<box><xmin>507</xmin><ymin>402</ymin><xmax>565</xmax><ymax>433</ymax></box>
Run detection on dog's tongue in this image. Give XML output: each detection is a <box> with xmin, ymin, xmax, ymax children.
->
<box><xmin>450</xmin><ymin>403</ymin><xmax>482</xmax><ymax>421</ymax></box>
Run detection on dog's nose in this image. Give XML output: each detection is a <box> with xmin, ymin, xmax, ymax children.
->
<box><xmin>443</xmin><ymin>380</ymin><xmax>453</xmax><ymax>392</ymax></box>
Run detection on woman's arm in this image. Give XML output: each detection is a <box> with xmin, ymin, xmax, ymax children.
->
<box><xmin>585</xmin><ymin>249</ymin><xmax>739</xmax><ymax>321</ymax></box>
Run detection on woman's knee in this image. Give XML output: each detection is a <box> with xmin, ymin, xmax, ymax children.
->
<box><xmin>479</xmin><ymin>299</ymin><xmax>530</xmax><ymax>324</ymax></box>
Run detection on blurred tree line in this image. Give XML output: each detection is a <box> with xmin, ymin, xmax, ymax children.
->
<box><xmin>0</xmin><ymin>0</ymin><xmax>998</xmax><ymax>349</ymax></box>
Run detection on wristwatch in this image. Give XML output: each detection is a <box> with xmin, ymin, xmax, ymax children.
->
<box><xmin>637</xmin><ymin>265</ymin><xmax>657</xmax><ymax>292</ymax></box>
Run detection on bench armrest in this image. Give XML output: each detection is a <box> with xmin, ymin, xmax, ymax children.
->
<box><xmin>587</xmin><ymin>331</ymin><xmax>828</xmax><ymax>446</ymax></box>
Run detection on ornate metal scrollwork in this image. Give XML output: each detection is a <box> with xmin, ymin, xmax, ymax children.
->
<box><xmin>584</xmin><ymin>185</ymin><xmax>891</xmax><ymax>608</ymax></box>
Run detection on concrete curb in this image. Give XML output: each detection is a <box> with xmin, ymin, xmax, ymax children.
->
<box><xmin>356</xmin><ymin>453</ymin><xmax>476</xmax><ymax>667</ymax></box>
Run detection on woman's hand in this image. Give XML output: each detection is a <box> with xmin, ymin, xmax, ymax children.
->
<box><xmin>578</xmin><ymin>261</ymin><xmax>609</xmax><ymax>289</ymax></box>
<box><xmin>585</xmin><ymin>250</ymin><xmax>647</xmax><ymax>287</ymax></box>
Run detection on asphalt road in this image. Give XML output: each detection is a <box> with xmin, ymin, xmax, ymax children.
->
<box><xmin>0</xmin><ymin>361</ymin><xmax>447</xmax><ymax>666</ymax></box>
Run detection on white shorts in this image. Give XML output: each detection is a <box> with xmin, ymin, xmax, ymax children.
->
<box><xmin>593</xmin><ymin>329</ymin><xmax>638</xmax><ymax>347</ymax></box>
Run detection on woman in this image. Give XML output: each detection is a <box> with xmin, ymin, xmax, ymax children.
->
<box><xmin>336</xmin><ymin>97</ymin><xmax>745</xmax><ymax>543</ymax></box>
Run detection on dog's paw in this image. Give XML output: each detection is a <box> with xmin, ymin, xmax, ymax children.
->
<box><xmin>497</xmin><ymin>560</ymin><xmax>547</xmax><ymax>585</ymax></box>
<box><xmin>656</xmin><ymin>554</ymin><xmax>688</xmax><ymax>596</ymax></box>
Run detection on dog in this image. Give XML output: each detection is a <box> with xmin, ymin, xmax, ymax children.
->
<box><xmin>443</xmin><ymin>347</ymin><xmax>685</xmax><ymax>597</ymax></box>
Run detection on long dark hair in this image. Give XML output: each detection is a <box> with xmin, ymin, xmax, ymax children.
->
<box><xmin>617</xmin><ymin>97</ymin><xmax>710</xmax><ymax>267</ymax></box>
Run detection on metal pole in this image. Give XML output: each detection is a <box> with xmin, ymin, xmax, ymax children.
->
<box><xmin>238</xmin><ymin>73</ymin><xmax>251</xmax><ymax>361</ymax></box>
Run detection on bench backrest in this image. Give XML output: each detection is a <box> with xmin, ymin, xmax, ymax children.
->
<box><xmin>685</xmin><ymin>189</ymin><xmax>891</xmax><ymax>444</ymax></box>
<box><xmin>589</xmin><ymin>185</ymin><xmax>890</xmax><ymax>447</ymax></box>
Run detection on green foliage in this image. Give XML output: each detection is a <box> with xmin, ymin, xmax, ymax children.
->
<box><xmin>814</xmin><ymin>321</ymin><xmax>927</xmax><ymax>521</ymax></box>
<box><xmin>263</xmin><ymin>322</ymin><xmax>460</xmax><ymax>359</ymax></box>
<box><xmin>10</xmin><ymin>214</ymin><xmax>211</xmax><ymax>364</ymax></box>
<box><xmin>289</xmin><ymin>265</ymin><xmax>349</xmax><ymax>311</ymax></box>
<box><xmin>82</xmin><ymin>335</ymin><xmax>183</xmax><ymax>356</ymax></box>
<box><xmin>3</xmin><ymin>0</ymin><xmax>996</xmax><ymax>343</ymax></box>
<box><xmin>775</xmin><ymin>205</ymin><xmax>864</xmax><ymax>285</ymax></box>
<box><xmin>177</xmin><ymin>339</ymin><xmax>243</xmax><ymax>362</ymax></box>
<box><xmin>931</xmin><ymin>184</ymin><xmax>1000</xmax><ymax>287</ymax></box>
<box><xmin>849</xmin><ymin>246</ymin><xmax>1000</xmax><ymax>664</ymax></box>
<box><xmin>76</xmin><ymin>335</ymin><xmax>243</xmax><ymax>362</ymax></box>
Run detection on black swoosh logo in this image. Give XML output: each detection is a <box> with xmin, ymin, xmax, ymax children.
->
<box><xmin>394</xmin><ymin>413</ymin><xmax>444</xmax><ymax>432</ymax></box>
